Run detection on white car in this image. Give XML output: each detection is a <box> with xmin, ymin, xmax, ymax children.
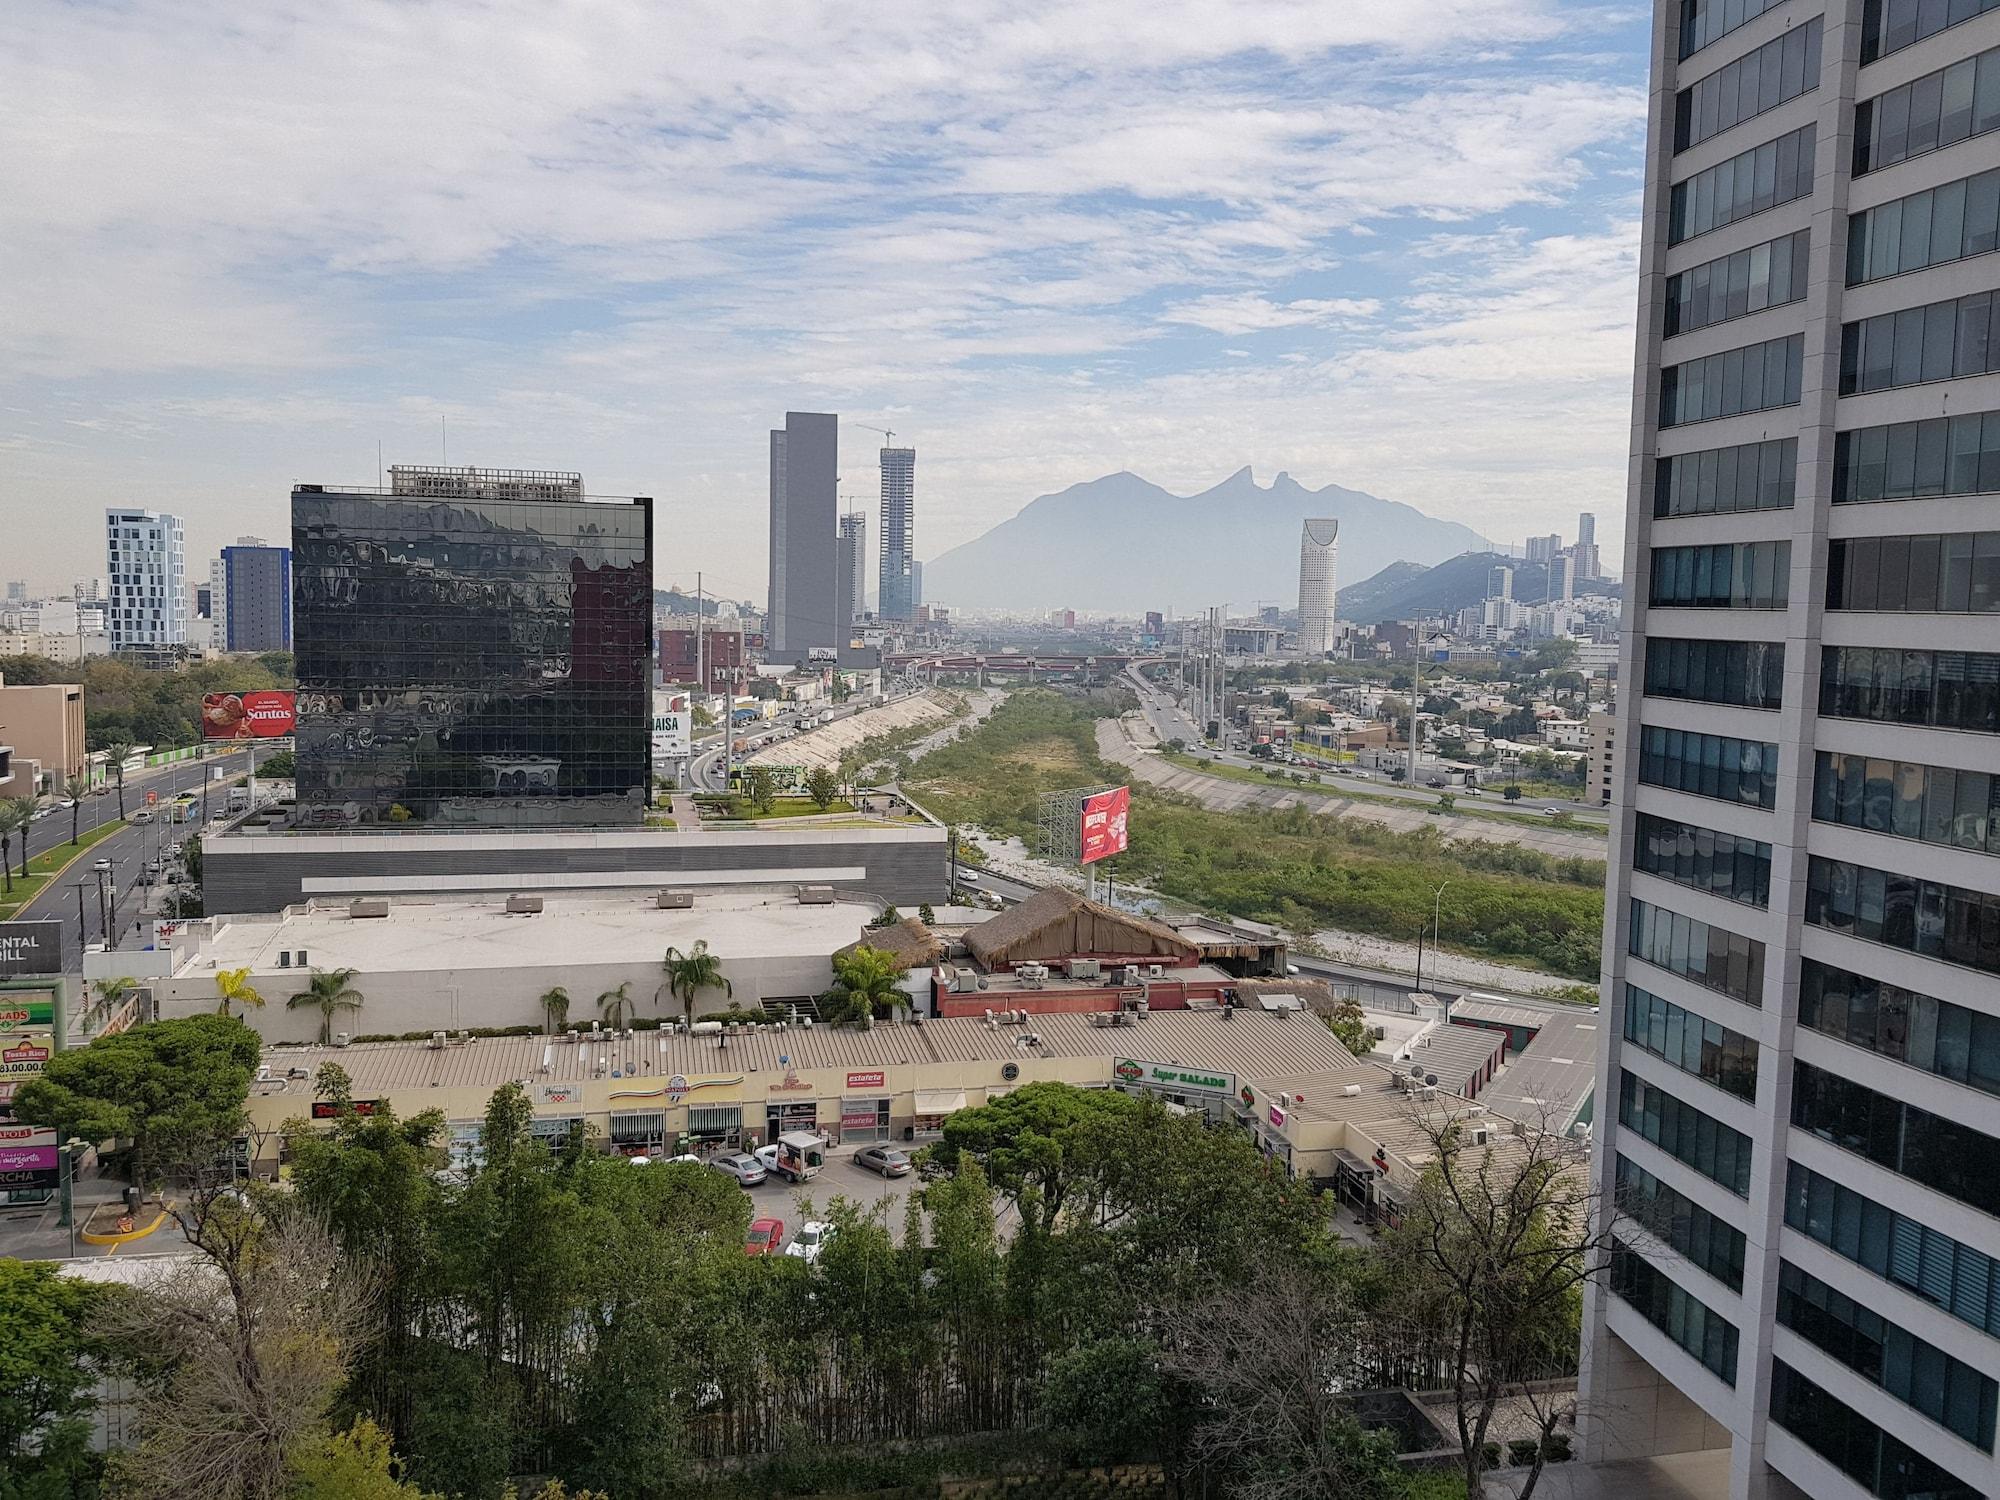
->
<box><xmin>785</xmin><ymin>1220</ymin><xmax>836</xmax><ymax>1264</ymax></box>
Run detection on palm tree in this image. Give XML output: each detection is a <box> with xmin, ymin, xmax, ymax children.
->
<box><xmin>85</xmin><ymin>975</ymin><xmax>137</xmax><ymax>1033</ymax></box>
<box><xmin>597</xmin><ymin>981</ymin><xmax>637</xmax><ymax>1030</ymax></box>
<box><xmin>104</xmin><ymin>741</ymin><xmax>134</xmax><ymax>820</ymax></box>
<box><xmin>661</xmin><ymin>941</ymin><xmax>732</xmax><ymax>1027</ymax></box>
<box><xmin>540</xmin><ymin>986</ymin><xmax>571</xmax><ymax>1035</ymax></box>
<box><xmin>823</xmin><ymin>944</ymin><xmax>909</xmax><ymax>1029</ymax></box>
<box><xmin>0</xmin><ymin>800</ymin><xmax>29</xmax><ymax>895</ymax></box>
<box><xmin>214</xmin><ymin>966</ymin><xmax>265</xmax><ymax>1018</ymax></box>
<box><xmin>288</xmin><ymin>967</ymin><xmax>364</xmax><ymax>1044</ymax></box>
<box><xmin>9</xmin><ymin>795</ymin><xmax>37</xmax><ymax>879</ymax></box>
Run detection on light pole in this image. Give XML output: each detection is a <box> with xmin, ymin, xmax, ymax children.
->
<box><xmin>1409</xmin><ymin>629</ymin><xmax>1450</xmax><ymax>788</ymax></box>
<box><xmin>94</xmin><ymin>858</ymin><xmax>113</xmax><ymax>947</ymax></box>
<box><xmin>72</xmin><ymin>880</ymin><xmax>90</xmax><ymax>950</ymax></box>
<box><xmin>1412</xmin><ymin>881</ymin><xmax>1448</xmax><ymax>997</ymax></box>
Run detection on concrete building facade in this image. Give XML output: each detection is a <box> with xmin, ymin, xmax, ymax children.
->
<box><xmin>838</xmin><ymin>511</ymin><xmax>866</xmax><ymax>631</ymax></box>
<box><xmin>1297</xmin><ymin>518</ymin><xmax>1340</xmax><ymax>654</ymax></box>
<box><xmin>104</xmin><ymin>508</ymin><xmax>186</xmax><ymax>655</ymax></box>
<box><xmin>0</xmin><ymin>681</ymin><xmax>87</xmax><ymax>792</ymax></box>
<box><xmin>767</xmin><ymin>412</ymin><xmax>839</xmax><ymax>654</ymax></box>
<box><xmin>878</xmin><ymin>446</ymin><xmax>916</xmax><ymax>622</ymax></box>
<box><xmin>220</xmin><ymin>543</ymin><xmax>292</xmax><ymax>652</ymax></box>
<box><xmin>1585</xmin><ymin>7</ymin><xmax>2000</xmax><ymax>1499</ymax></box>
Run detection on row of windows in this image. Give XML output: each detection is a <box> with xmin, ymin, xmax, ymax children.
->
<box><xmin>1848</xmin><ymin>165</ymin><xmax>2000</xmax><ymax>286</ymax></box>
<box><xmin>1649</xmin><ymin>540</ymin><xmax>1790</xmax><ymax>610</ymax></box>
<box><xmin>1617</xmin><ymin>1154</ymin><xmax>1747</xmax><ymax>1292</ymax></box>
<box><xmin>1833</xmin><ymin>409</ymin><xmax>2000</xmax><ymax>504</ymax></box>
<box><xmin>1819</xmin><ymin>645</ymin><xmax>2000</xmax><ymax>735</ymax></box>
<box><xmin>1638</xmin><ymin>725</ymin><xmax>1778</xmax><ymax>809</ymax></box>
<box><xmin>1840</xmin><ymin>290</ymin><xmax>2000</xmax><ymax>394</ymax></box>
<box><xmin>1655</xmin><ymin>436</ymin><xmax>1797</xmax><ymax>517</ymax></box>
<box><xmin>1864</xmin><ymin>0</ymin><xmax>2000</xmax><ymax>64</ymax></box>
<box><xmin>1680</xmin><ymin>0</ymin><xmax>1782</xmax><ymax>60</ymax></box>
<box><xmin>1669</xmin><ymin>123</ymin><xmax>1816</xmax><ymax>244</ymax></box>
<box><xmin>1826</xmin><ymin>531</ymin><xmax>2000</xmax><ymax>614</ymax></box>
<box><xmin>1660</xmin><ymin>332</ymin><xmax>1804</xmax><ymax>426</ymax></box>
<box><xmin>1675</xmin><ymin>18</ymin><xmax>1821</xmax><ymax>152</ymax></box>
<box><xmin>1792</xmin><ymin>1058</ymin><xmax>2000</xmax><ymax>1218</ymax></box>
<box><xmin>1623</xmin><ymin>983</ymin><xmax>1761</xmax><ymax>1100</ymax></box>
<box><xmin>1807</xmin><ymin>854</ymin><xmax>2000</xmax><ymax>978</ymax></box>
<box><xmin>1635</xmin><ymin>811</ymin><xmax>1773</xmax><ymax>908</ymax></box>
<box><xmin>1609</xmin><ymin>1237</ymin><xmax>1740</xmax><ymax>1384</ymax></box>
<box><xmin>1769</xmin><ymin>1359</ymin><xmax>1983</xmax><ymax>1500</ymax></box>
<box><xmin>1667</xmin><ymin>228</ymin><xmax>1809</xmax><ymax>339</ymax></box>
<box><xmin>1800</xmin><ymin>956</ymin><xmax>2000</xmax><ymax>1099</ymax></box>
<box><xmin>1619</xmin><ymin>1069</ymin><xmax>1755</xmax><ymax>1196</ymax></box>
<box><xmin>1629</xmin><ymin>897</ymin><xmax>1768</xmax><ymax>1005</ymax></box>
<box><xmin>1787</xmin><ymin>1159</ymin><xmax>2000</xmax><ymax>1343</ymax></box>
<box><xmin>1777</xmin><ymin>1259</ymin><xmax>1998</xmax><ymax>1450</ymax></box>
<box><xmin>1813</xmin><ymin>749</ymin><xmax>2000</xmax><ymax>858</ymax></box>
<box><xmin>1643</xmin><ymin>637</ymin><xmax>1785</xmax><ymax>710</ymax></box>
<box><xmin>1854</xmin><ymin>42</ymin><xmax>2000</xmax><ymax>175</ymax></box>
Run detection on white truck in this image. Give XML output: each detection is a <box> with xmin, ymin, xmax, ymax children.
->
<box><xmin>770</xmin><ymin>1131</ymin><xmax>828</xmax><ymax>1184</ymax></box>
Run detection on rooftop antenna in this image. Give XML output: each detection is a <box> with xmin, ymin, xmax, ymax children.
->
<box><xmin>441</xmin><ymin>415</ymin><xmax>448</xmax><ymax>467</ymax></box>
<box><xmin>377</xmin><ymin>439</ymin><xmax>383</xmax><ymax>490</ymax></box>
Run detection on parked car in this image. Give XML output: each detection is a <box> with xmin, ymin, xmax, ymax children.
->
<box><xmin>744</xmin><ymin>1217</ymin><xmax>785</xmax><ymax>1256</ymax></box>
<box><xmin>785</xmin><ymin>1220</ymin><xmax>836</xmax><ymax>1264</ymax></box>
<box><xmin>710</xmin><ymin>1151</ymin><xmax>768</xmax><ymax>1187</ymax></box>
<box><xmin>855</xmin><ymin>1145</ymin><xmax>912</xmax><ymax>1178</ymax></box>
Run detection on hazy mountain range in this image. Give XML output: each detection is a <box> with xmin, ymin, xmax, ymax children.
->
<box><xmin>1336</xmin><ymin>553</ymin><xmax>1621</xmax><ymax>624</ymax></box>
<box><xmin>921</xmin><ymin>468</ymin><xmax>1487</xmax><ymax>614</ymax></box>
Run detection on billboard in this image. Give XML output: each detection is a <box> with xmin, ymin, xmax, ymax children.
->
<box><xmin>1079</xmin><ymin>785</ymin><xmax>1130</xmax><ymax>864</ymax></box>
<box><xmin>201</xmin><ymin>690</ymin><xmax>296</xmax><ymax>740</ymax></box>
<box><xmin>0</xmin><ymin>1031</ymin><xmax>54</xmax><ymax>1120</ymax></box>
<box><xmin>0</xmin><ymin>921</ymin><xmax>63</xmax><ymax>979</ymax></box>
<box><xmin>0</xmin><ymin>992</ymin><xmax>56</xmax><ymax>1034</ymax></box>
<box><xmin>650</xmin><ymin>694</ymin><xmax>692</xmax><ymax>759</ymax></box>
<box><xmin>0</xmin><ymin>1126</ymin><xmax>58</xmax><ymax>1192</ymax></box>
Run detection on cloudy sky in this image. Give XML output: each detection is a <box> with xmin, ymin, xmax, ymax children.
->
<box><xmin>2</xmin><ymin>0</ymin><xmax>1649</xmax><ymax>603</ymax></box>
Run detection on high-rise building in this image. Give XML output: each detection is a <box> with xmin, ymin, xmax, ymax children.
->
<box><xmin>1577</xmin><ymin>511</ymin><xmax>1596</xmax><ymax>548</ymax></box>
<box><xmin>105</xmin><ymin>508</ymin><xmax>187</xmax><ymax>655</ymax></box>
<box><xmin>1526</xmin><ymin>533</ymin><xmax>1564</xmax><ymax>566</ymax></box>
<box><xmin>767</xmin><ymin>412</ymin><xmax>839</xmax><ymax>654</ymax></box>
<box><xmin>220</xmin><ymin>542</ymin><xmax>293</xmax><ymax>652</ymax></box>
<box><xmin>837</xmin><ymin>510</ymin><xmax>867</xmax><ymax>632</ymax></box>
<box><xmin>1297</xmin><ymin>519</ymin><xmax>1339</xmax><ymax>654</ymax></box>
<box><xmin>1488</xmin><ymin>564</ymin><xmax>1514</xmax><ymax>603</ymax></box>
<box><xmin>3</xmin><ymin>581</ymin><xmax>23</xmax><ymax>604</ymax></box>
<box><xmin>292</xmin><ymin>469</ymin><xmax>651</xmax><ymax>826</ymax></box>
<box><xmin>910</xmin><ymin>559</ymin><xmax>922</xmax><ymax>612</ymax></box>
<box><xmin>1584</xmin><ymin>9</ymin><xmax>2000</xmax><ymax>1500</ymax></box>
<box><xmin>878</xmin><ymin>446</ymin><xmax>916</xmax><ymax>621</ymax></box>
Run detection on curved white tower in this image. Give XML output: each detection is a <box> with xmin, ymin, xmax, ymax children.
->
<box><xmin>1297</xmin><ymin>518</ymin><xmax>1339</xmax><ymax>654</ymax></box>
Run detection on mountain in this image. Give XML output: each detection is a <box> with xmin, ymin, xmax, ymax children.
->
<box><xmin>1337</xmin><ymin>552</ymin><xmax>1624</xmax><ymax>625</ymax></box>
<box><xmin>920</xmin><ymin>468</ymin><xmax>1487</xmax><ymax>614</ymax></box>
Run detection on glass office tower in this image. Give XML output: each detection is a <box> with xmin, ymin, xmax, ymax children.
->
<box><xmin>292</xmin><ymin>473</ymin><xmax>652</xmax><ymax>827</ymax></box>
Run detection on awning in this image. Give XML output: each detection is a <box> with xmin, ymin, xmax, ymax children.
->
<box><xmin>914</xmin><ymin>1089</ymin><xmax>968</xmax><ymax>1115</ymax></box>
<box><xmin>1334</xmin><ymin>1148</ymin><xmax>1374</xmax><ymax>1178</ymax></box>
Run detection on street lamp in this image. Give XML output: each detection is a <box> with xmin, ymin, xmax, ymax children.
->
<box><xmin>1409</xmin><ymin>629</ymin><xmax>1451</xmax><ymax>788</ymax></box>
<box><xmin>93</xmin><ymin>858</ymin><xmax>113</xmax><ymax>947</ymax></box>
<box><xmin>71</xmin><ymin>880</ymin><xmax>91</xmax><ymax>950</ymax></box>
<box><xmin>1412</xmin><ymin>881</ymin><xmax>1449</xmax><ymax>999</ymax></box>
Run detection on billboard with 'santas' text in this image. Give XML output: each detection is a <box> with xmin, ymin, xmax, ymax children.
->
<box><xmin>201</xmin><ymin>690</ymin><xmax>295</xmax><ymax>740</ymax></box>
<box><xmin>1079</xmin><ymin>785</ymin><xmax>1129</xmax><ymax>865</ymax></box>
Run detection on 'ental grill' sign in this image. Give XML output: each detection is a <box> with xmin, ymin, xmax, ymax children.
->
<box><xmin>0</xmin><ymin>922</ymin><xmax>62</xmax><ymax>979</ymax></box>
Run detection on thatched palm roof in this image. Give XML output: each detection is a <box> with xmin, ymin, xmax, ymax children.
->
<box><xmin>964</xmin><ymin>887</ymin><xmax>1199</xmax><ymax>969</ymax></box>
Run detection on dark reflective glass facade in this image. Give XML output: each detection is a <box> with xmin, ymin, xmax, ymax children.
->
<box><xmin>292</xmin><ymin>490</ymin><xmax>652</xmax><ymax>827</ymax></box>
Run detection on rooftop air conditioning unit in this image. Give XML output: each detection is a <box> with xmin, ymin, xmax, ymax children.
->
<box><xmin>656</xmin><ymin>889</ymin><xmax>694</xmax><ymax>909</ymax></box>
<box><xmin>506</xmin><ymin>894</ymin><xmax>544</xmax><ymax>914</ymax></box>
<box><xmin>297</xmin><ymin>950</ymin><xmax>309</xmax><ymax>967</ymax></box>
<box><xmin>277</xmin><ymin>951</ymin><xmax>291</xmax><ymax>968</ymax></box>
<box><xmin>331</xmin><ymin>1032</ymin><xmax>350</xmax><ymax>1048</ymax></box>
<box><xmin>1342</xmin><ymin>1083</ymin><xmax>1362</xmax><ymax>1097</ymax></box>
<box><xmin>1147</xmin><ymin>964</ymin><xmax>1164</xmax><ymax>979</ymax></box>
<box><xmin>427</xmin><ymin>1031</ymin><xmax>447</xmax><ymax>1050</ymax></box>
<box><xmin>1066</xmin><ymin>959</ymin><xmax>1101</xmax><ymax>981</ymax></box>
<box><xmin>349</xmin><ymin>898</ymin><xmax>390</xmax><ymax>919</ymax></box>
<box><xmin>797</xmin><ymin>884</ymin><xmax>835</xmax><ymax>905</ymax></box>
<box><xmin>1471</xmin><ymin>1126</ymin><xmax>1491</xmax><ymax>1146</ymax></box>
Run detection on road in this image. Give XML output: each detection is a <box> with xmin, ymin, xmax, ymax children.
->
<box><xmin>10</xmin><ymin>744</ymin><xmax>272</xmax><ymax>967</ymax></box>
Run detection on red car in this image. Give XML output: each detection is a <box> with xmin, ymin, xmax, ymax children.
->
<box><xmin>745</xmin><ymin>1217</ymin><xmax>786</xmax><ymax>1257</ymax></box>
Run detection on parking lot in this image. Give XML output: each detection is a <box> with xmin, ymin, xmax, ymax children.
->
<box><xmin>704</xmin><ymin>1142</ymin><xmax>929</xmax><ymax>1250</ymax></box>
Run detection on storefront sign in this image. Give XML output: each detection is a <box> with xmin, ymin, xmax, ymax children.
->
<box><xmin>840</xmin><ymin>1106</ymin><xmax>880</xmax><ymax>1131</ymax></box>
<box><xmin>309</xmin><ymin>1099</ymin><xmax>381</xmax><ymax>1120</ymax></box>
<box><xmin>1112</xmin><ymin>1058</ymin><xmax>1237</xmax><ymax>1095</ymax></box>
<box><xmin>0</xmin><ymin>1032</ymin><xmax>53</xmax><ymax>1120</ymax></box>
<box><xmin>608</xmin><ymin>1073</ymin><xmax>743</xmax><ymax>1106</ymax></box>
<box><xmin>0</xmin><ymin>922</ymin><xmax>63</xmax><ymax>979</ymax></box>
<box><xmin>768</xmin><ymin>1064</ymin><xmax>812</xmax><ymax>1093</ymax></box>
<box><xmin>0</xmin><ymin>1126</ymin><xmax>58</xmax><ymax>1191</ymax></box>
<box><xmin>535</xmin><ymin>1082</ymin><xmax>580</xmax><ymax>1107</ymax></box>
<box><xmin>845</xmin><ymin>1070</ymin><xmax>886</xmax><ymax>1090</ymax></box>
<box><xmin>0</xmin><ymin>994</ymin><xmax>56</xmax><ymax>1033</ymax></box>
<box><xmin>1267</xmin><ymin>1103</ymin><xmax>1287</xmax><ymax>1129</ymax></box>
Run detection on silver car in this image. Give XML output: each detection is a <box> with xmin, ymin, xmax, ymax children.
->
<box><xmin>855</xmin><ymin>1145</ymin><xmax>912</xmax><ymax>1178</ymax></box>
<box><xmin>709</xmin><ymin>1151</ymin><xmax>768</xmax><ymax>1187</ymax></box>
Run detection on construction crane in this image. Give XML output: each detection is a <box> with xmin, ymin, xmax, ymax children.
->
<box><xmin>852</xmin><ymin>422</ymin><xmax>898</xmax><ymax>448</ymax></box>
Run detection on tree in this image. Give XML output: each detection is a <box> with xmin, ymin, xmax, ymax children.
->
<box><xmin>868</xmin><ymin>903</ymin><xmax>901</xmax><ymax>928</ymax></box>
<box><xmin>255</xmin><ymin>747</ymin><xmax>295</xmax><ymax>779</ymax></box>
<box><xmin>1324</xmin><ymin>996</ymin><xmax>1373</xmax><ymax>1057</ymax></box>
<box><xmin>0</xmin><ymin>1258</ymin><xmax>121</xmax><ymax>1491</ymax></box>
<box><xmin>214</xmin><ymin>965</ymin><xmax>264</xmax><ymax>1018</ymax></box>
<box><xmin>744</xmin><ymin>765</ymin><xmax>776</xmax><ymax>814</ymax></box>
<box><xmin>84</xmin><ymin>973</ymin><xmax>138</xmax><ymax>1032</ymax></box>
<box><xmin>104</xmin><ymin>738</ymin><xmax>134</xmax><ymax>819</ymax></box>
<box><xmin>1503</xmin><ymin>783</ymin><xmax>1523</xmax><ymax>802</ymax></box>
<box><xmin>288</xmin><ymin>966</ymin><xmax>364</xmax><ymax>1043</ymax></box>
<box><xmin>286</xmin><ymin>1419</ymin><xmax>439</xmax><ymax>1499</ymax></box>
<box><xmin>12</xmin><ymin>1013</ymin><xmax>260</xmax><ymax>1188</ymax></box>
<box><xmin>660</xmin><ymin>940</ymin><xmax>731</xmax><ymax>1028</ymax></box>
<box><xmin>926</xmin><ymin>1082</ymin><xmax>1141</xmax><ymax>1237</ymax></box>
<box><xmin>917</xmin><ymin>902</ymin><xmax>935</xmax><ymax>924</ymax></box>
<box><xmin>803</xmin><ymin>765</ymin><xmax>840</xmax><ymax>811</ymax></box>
<box><xmin>539</xmin><ymin>985</ymin><xmax>571</xmax><ymax>1035</ymax></box>
<box><xmin>1436</xmin><ymin>792</ymin><xmax>1457</xmax><ymax>814</ymax></box>
<box><xmin>820</xmin><ymin>944</ymin><xmax>908</xmax><ymax>1028</ymax></box>
<box><xmin>597</xmin><ymin>981</ymin><xmax>637</xmax><ymax>1030</ymax></box>
<box><xmin>0</xmin><ymin>797</ymin><xmax>31</xmax><ymax>893</ymax></box>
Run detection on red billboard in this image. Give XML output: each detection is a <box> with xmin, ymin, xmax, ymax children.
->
<box><xmin>201</xmin><ymin>690</ymin><xmax>296</xmax><ymax>740</ymax></box>
<box><xmin>1079</xmin><ymin>785</ymin><xmax>1130</xmax><ymax>865</ymax></box>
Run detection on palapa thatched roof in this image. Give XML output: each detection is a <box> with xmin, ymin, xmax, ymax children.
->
<box><xmin>963</xmin><ymin>887</ymin><xmax>1199</xmax><ymax>969</ymax></box>
<box><xmin>838</xmin><ymin>916</ymin><xmax>945</xmax><ymax>970</ymax></box>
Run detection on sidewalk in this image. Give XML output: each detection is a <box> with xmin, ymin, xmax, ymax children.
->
<box><xmin>0</xmin><ymin>1161</ymin><xmax>190</xmax><ymax>1262</ymax></box>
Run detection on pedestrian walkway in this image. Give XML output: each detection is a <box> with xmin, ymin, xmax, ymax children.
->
<box><xmin>1480</xmin><ymin>1449</ymin><xmax>1731</xmax><ymax>1500</ymax></box>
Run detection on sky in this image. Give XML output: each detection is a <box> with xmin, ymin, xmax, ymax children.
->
<box><xmin>0</xmin><ymin>0</ymin><xmax>1652</xmax><ymax>605</ymax></box>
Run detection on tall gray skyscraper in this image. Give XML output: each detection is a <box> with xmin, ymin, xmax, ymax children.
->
<box><xmin>878</xmin><ymin>446</ymin><xmax>916</xmax><ymax>621</ymax></box>
<box><xmin>1296</xmin><ymin>519</ymin><xmax>1339</xmax><ymax>654</ymax></box>
<box><xmin>1525</xmin><ymin>532</ymin><xmax>1564</xmax><ymax>566</ymax></box>
<box><xmin>1576</xmin><ymin>511</ymin><xmax>1596</xmax><ymax>547</ymax></box>
<box><xmin>837</xmin><ymin>510</ymin><xmax>867</xmax><ymax>633</ymax></box>
<box><xmin>766</xmin><ymin>412</ymin><xmax>839</xmax><ymax>653</ymax></box>
<box><xmin>1584</xmin><ymin>8</ymin><xmax>2000</xmax><ymax>1500</ymax></box>
<box><xmin>105</xmin><ymin>507</ymin><xmax>187</xmax><ymax>655</ymax></box>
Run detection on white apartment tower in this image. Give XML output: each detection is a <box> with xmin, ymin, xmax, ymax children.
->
<box><xmin>1584</xmin><ymin>5</ymin><xmax>2000</xmax><ymax>1500</ymax></box>
<box><xmin>105</xmin><ymin>508</ymin><xmax>187</xmax><ymax>655</ymax></box>
<box><xmin>1297</xmin><ymin>518</ymin><xmax>1339</xmax><ymax>654</ymax></box>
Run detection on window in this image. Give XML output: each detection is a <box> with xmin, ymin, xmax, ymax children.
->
<box><xmin>1610</xmin><ymin>1237</ymin><xmax>1740</xmax><ymax>1382</ymax></box>
<box><xmin>1849</xmin><ymin>165</ymin><xmax>2000</xmax><ymax>285</ymax></box>
<box><xmin>1624</xmin><ymin>984</ymin><xmax>1761</xmax><ymax>1098</ymax></box>
<box><xmin>1638</xmin><ymin>725</ymin><xmax>1778</xmax><ymax>807</ymax></box>
<box><xmin>1681</xmin><ymin>0</ymin><xmax>1786</xmax><ymax>60</ymax></box>
<box><xmin>1676</xmin><ymin>19</ymin><xmax>1822</xmax><ymax>151</ymax></box>
<box><xmin>1800</xmin><ymin>957</ymin><xmax>2000</xmax><ymax>1099</ymax></box>
<box><xmin>1814</xmin><ymin>750</ymin><xmax>2000</xmax><ymax>857</ymax></box>
<box><xmin>1619</xmin><ymin>1070</ymin><xmax>1755</xmax><ymax>1195</ymax></box>
<box><xmin>1841</xmin><ymin>291</ymin><xmax>2000</xmax><ymax>394</ymax></box>
<box><xmin>1819</xmin><ymin>645</ymin><xmax>2000</xmax><ymax>734</ymax></box>
<box><xmin>1793</xmin><ymin>1059</ymin><xmax>2000</xmax><ymax>1218</ymax></box>
<box><xmin>1669</xmin><ymin>123</ymin><xmax>1816</xmax><ymax>243</ymax></box>
<box><xmin>1787</xmin><ymin>1160</ymin><xmax>2000</xmax><ymax>1341</ymax></box>
<box><xmin>1769</xmin><ymin>1360</ymin><xmax>1983</xmax><ymax>1500</ymax></box>
<box><xmin>1667</xmin><ymin>230</ymin><xmax>1810</xmax><ymax>337</ymax></box>
<box><xmin>1777</xmin><ymin>1260</ymin><xmax>1998</xmax><ymax>1449</ymax></box>
<box><xmin>1854</xmin><ymin>43</ymin><xmax>2000</xmax><ymax>173</ymax></box>
<box><xmin>1656</xmin><ymin>436</ymin><xmax>1797</xmax><ymax>516</ymax></box>
<box><xmin>1661</xmin><ymin>332</ymin><xmax>1804</xmax><ymax>424</ymax></box>
<box><xmin>1807</xmin><ymin>855</ymin><xmax>2000</xmax><ymax>978</ymax></box>
<box><xmin>1829</xmin><ymin>530</ymin><xmax>2000</xmax><ymax>612</ymax></box>
<box><xmin>1629</xmin><ymin>898</ymin><xmax>1767</xmax><ymax>1004</ymax></box>
<box><xmin>1834</xmin><ymin>407</ymin><xmax>2000</xmax><ymax>503</ymax></box>
<box><xmin>1617</xmin><ymin>1154</ymin><xmax>1747</xmax><ymax>1290</ymax></box>
<box><xmin>1863</xmin><ymin>0</ymin><xmax>2000</xmax><ymax>64</ymax></box>
<box><xmin>1650</xmin><ymin>540</ymin><xmax>1790</xmax><ymax>608</ymax></box>
<box><xmin>1644</xmin><ymin>637</ymin><xmax>1785</xmax><ymax>709</ymax></box>
<box><xmin>1635</xmin><ymin>813</ymin><xmax>1773</xmax><ymax>907</ymax></box>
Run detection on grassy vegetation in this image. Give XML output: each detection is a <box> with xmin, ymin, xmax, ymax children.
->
<box><xmin>698</xmin><ymin>794</ymin><xmax>857</xmax><ymax>820</ymax></box>
<box><xmin>908</xmin><ymin>690</ymin><xmax>1605</xmax><ymax>981</ymax></box>
<box><xmin>0</xmin><ymin>651</ymin><xmax>294</xmax><ymax>751</ymax></box>
<box><xmin>1158</xmin><ymin>751</ymin><xmax>1607</xmax><ymax>833</ymax></box>
<box><xmin>0</xmin><ymin>817</ymin><xmax>128</xmax><ymax>920</ymax></box>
